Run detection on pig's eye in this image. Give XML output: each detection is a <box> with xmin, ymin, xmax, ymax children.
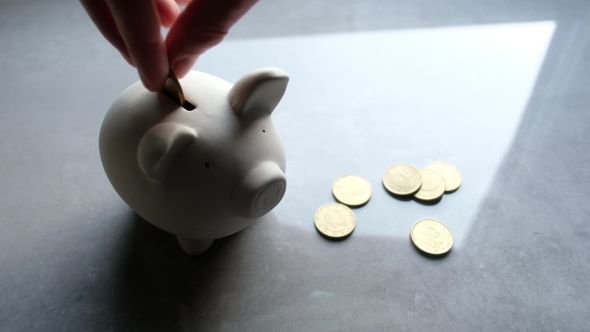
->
<box><xmin>262</xmin><ymin>129</ymin><xmax>266</xmax><ymax>133</ymax></box>
<box><xmin>205</xmin><ymin>163</ymin><xmax>211</xmax><ymax>168</ymax></box>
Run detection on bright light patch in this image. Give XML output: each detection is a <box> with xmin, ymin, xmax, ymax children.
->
<box><xmin>195</xmin><ymin>21</ymin><xmax>555</xmax><ymax>247</ymax></box>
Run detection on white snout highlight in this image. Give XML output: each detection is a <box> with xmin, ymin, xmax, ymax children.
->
<box><xmin>231</xmin><ymin>161</ymin><xmax>286</xmax><ymax>219</ymax></box>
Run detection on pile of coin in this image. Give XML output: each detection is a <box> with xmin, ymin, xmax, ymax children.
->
<box><xmin>313</xmin><ymin>161</ymin><xmax>461</xmax><ymax>256</ymax></box>
<box><xmin>382</xmin><ymin>161</ymin><xmax>462</xmax><ymax>201</ymax></box>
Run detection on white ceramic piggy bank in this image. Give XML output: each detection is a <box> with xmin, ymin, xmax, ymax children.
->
<box><xmin>100</xmin><ymin>68</ymin><xmax>289</xmax><ymax>255</ymax></box>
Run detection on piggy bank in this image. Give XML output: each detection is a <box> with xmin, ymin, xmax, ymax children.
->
<box><xmin>99</xmin><ymin>68</ymin><xmax>289</xmax><ymax>255</ymax></box>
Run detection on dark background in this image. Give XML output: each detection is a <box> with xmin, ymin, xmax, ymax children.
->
<box><xmin>1</xmin><ymin>0</ymin><xmax>589</xmax><ymax>330</ymax></box>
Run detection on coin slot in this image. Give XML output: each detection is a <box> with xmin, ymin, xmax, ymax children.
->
<box><xmin>182</xmin><ymin>100</ymin><xmax>196</xmax><ymax>111</ymax></box>
<box><xmin>160</xmin><ymin>70</ymin><xmax>197</xmax><ymax>110</ymax></box>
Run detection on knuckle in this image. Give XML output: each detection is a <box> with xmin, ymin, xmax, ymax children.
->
<box><xmin>188</xmin><ymin>27</ymin><xmax>228</xmax><ymax>50</ymax></box>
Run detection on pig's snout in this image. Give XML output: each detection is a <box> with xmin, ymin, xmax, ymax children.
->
<box><xmin>255</xmin><ymin>180</ymin><xmax>285</xmax><ymax>215</ymax></box>
<box><xmin>231</xmin><ymin>161</ymin><xmax>286</xmax><ymax>219</ymax></box>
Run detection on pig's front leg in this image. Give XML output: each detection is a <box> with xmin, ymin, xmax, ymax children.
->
<box><xmin>176</xmin><ymin>236</ymin><xmax>214</xmax><ymax>255</ymax></box>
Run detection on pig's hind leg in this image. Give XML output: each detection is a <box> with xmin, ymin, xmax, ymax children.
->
<box><xmin>176</xmin><ymin>236</ymin><xmax>214</xmax><ymax>255</ymax></box>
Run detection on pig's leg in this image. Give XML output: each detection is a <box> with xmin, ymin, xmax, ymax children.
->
<box><xmin>176</xmin><ymin>236</ymin><xmax>214</xmax><ymax>255</ymax></box>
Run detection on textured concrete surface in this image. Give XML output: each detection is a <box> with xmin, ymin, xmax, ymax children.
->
<box><xmin>1</xmin><ymin>0</ymin><xmax>589</xmax><ymax>331</ymax></box>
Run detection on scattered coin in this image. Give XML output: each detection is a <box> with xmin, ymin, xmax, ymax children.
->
<box><xmin>425</xmin><ymin>161</ymin><xmax>462</xmax><ymax>192</ymax></box>
<box><xmin>413</xmin><ymin>169</ymin><xmax>446</xmax><ymax>201</ymax></box>
<box><xmin>332</xmin><ymin>175</ymin><xmax>372</xmax><ymax>206</ymax></box>
<box><xmin>410</xmin><ymin>218</ymin><xmax>453</xmax><ymax>255</ymax></box>
<box><xmin>382</xmin><ymin>164</ymin><xmax>422</xmax><ymax>195</ymax></box>
<box><xmin>314</xmin><ymin>203</ymin><xmax>356</xmax><ymax>239</ymax></box>
<box><xmin>161</xmin><ymin>70</ymin><xmax>187</xmax><ymax>106</ymax></box>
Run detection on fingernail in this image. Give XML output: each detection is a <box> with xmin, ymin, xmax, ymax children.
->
<box><xmin>172</xmin><ymin>57</ymin><xmax>196</xmax><ymax>78</ymax></box>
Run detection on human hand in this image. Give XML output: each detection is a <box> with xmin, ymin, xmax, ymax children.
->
<box><xmin>80</xmin><ymin>0</ymin><xmax>258</xmax><ymax>91</ymax></box>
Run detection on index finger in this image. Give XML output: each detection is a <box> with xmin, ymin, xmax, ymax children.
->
<box><xmin>166</xmin><ymin>0</ymin><xmax>259</xmax><ymax>78</ymax></box>
<box><xmin>106</xmin><ymin>0</ymin><xmax>169</xmax><ymax>91</ymax></box>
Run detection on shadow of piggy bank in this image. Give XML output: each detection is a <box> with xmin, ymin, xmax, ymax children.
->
<box><xmin>100</xmin><ymin>68</ymin><xmax>289</xmax><ymax>255</ymax></box>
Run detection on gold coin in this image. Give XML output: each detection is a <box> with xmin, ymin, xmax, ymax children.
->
<box><xmin>410</xmin><ymin>219</ymin><xmax>453</xmax><ymax>255</ymax></box>
<box><xmin>382</xmin><ymin>164</ymin><xmax>422</xmax><ymax>195</ymax></box>
<box><xmin>161</xmin><ymin>70</ymin><xmax>186</xmax><ymax>106</ymax></box>
<box><xmin>413</xmin><ymin>169</ymin><xmax>446</xmax><ymax>201</ymax></box>
<box><xmin>425</xmin><ymin>161</ymin><xmax>462</xmax><ymax>192</ymax></box>
<box><xmin>314</xmin><ymin>203</ymin><xmax>356</xmax><ymax>238</ymax></box>
<box><xmin>332</xmin><ymin>175</ymin><xmax>372</xmax><ymax>206</ymax></box>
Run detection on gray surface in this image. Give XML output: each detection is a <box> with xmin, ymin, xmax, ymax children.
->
<box><xmin>1</xmin><ymin>0</ymin><xmax>590</xmax><ymax>331</ymax></box>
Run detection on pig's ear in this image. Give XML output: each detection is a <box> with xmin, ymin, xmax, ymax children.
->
<box><xmin>138</xmin><ymin>123</ymin><xmax>197</xmax><ymax>183</ymax></box>
<box><xmin>228</xmin><ymin>67</ymin><xmax>289</xmax><ymax>115</ymax></box>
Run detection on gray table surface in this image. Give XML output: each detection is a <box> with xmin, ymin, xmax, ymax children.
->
<box><xmin>1</xmin><ymin>0</ymin><xmax>589</xmax><ymax>331</ymax></box>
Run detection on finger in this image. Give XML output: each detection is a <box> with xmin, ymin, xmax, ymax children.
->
<box><xmin>166</xmin><ymin>0</ymin><xmax>258</xmax><ymax>78</ymax></box>
<box><xmin>79</xmin><ymin>0</ymin><xmax>134</xmax><ymax>66</ymax></box>
<box><xmin>106</xmin><ymin>0</ymin><xmax>168</xmax><ymax>91</ymax></box>
<box><xmin>174</xmin><ymin>0</ymin><xmax>192</xmax><ymax>6</ymax></box>
<box><xmin>155</xmin><ymin>0</ymin><xmax>181</xmax><ymax>28</ymax></box>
